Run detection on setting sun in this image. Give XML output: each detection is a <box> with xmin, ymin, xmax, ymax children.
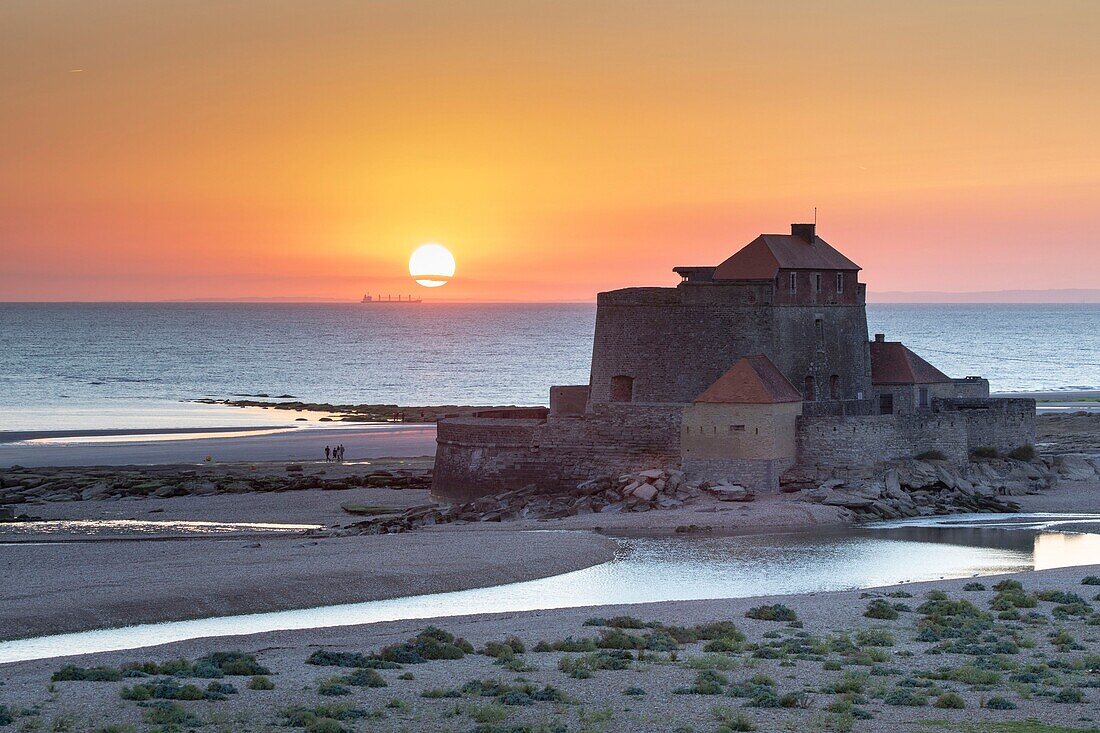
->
<box><xmin>409</xmin><ymin>243</ymin><xmax>456</xmax><ymax>288</ymax></box>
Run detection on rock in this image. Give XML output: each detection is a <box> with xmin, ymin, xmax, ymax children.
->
<box><xmin>821</xmin><ymin>492</ymin><xmax>874</xmax><ymax>509</ymax></box>
<box><xmin>285</xmin><ymin>464</ymin><xmax>304</xmax><ymax>472</ymax></box>
<box><xmin>1056</xmin><ymin>454</ymin><xmax>1097</xmax><ymax>481</ymax></box>
<box><xmin>636</xmin><ymin>469</ymin><xmax>665</xmax><ymax>480</ymax></box>
<box><xmin>707</xmin><ymin>484</ymin><xmax>754</xmax><ymax>502</ymax></box>
<box><xmin>819</xmin><ymin>478</ymin><xmax>846</xmax><ymax>491</ymax></box>
<box><xmin>632</xmin><ymin>483</ymin><xmax>659</xmax><ymax>502</ymax></box>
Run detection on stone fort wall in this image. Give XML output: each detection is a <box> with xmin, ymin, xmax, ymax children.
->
<box><xmin>587</xmin><ymin>284</ymin><xmax>873</xmax><ymax>410</ymax></box>
<box><xmin>432</xmin><ymin>403</ymin><xmax>683</xmax><ymax>501</ymax></box>
<box><xmin>432</xmin><ymin>398</ymin><xmax>1036</xmax><ymax>500</ymax></box>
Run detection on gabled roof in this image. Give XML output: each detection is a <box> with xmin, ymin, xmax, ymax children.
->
<box><xmin>713</xmin><ymin>234</ymin><xmax>861</xmax><ymax>281</ymax></box>
<box><xmin>870</xmin><ymin>341</ymin><xmax>952</xmax><ymax>385</ymax></box>
<box><xmin>694</xmin><ymin>355</ymin><xmax>803</xmax><ymax>404</ymax></box>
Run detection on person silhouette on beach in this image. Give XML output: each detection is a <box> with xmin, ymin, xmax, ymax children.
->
<box><xmin>324</xmin><ymin>446</ymin><xmax>331</xmax><ymax>462</ymax></box>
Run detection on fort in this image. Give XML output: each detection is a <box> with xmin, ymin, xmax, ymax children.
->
<box><xmin>432</xmin><ymin>224</ymin><xmax>1035</xmax><ymax>501</ymax></box>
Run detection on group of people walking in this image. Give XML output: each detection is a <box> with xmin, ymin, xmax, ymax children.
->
<box><xmin>324</xmin><ymin>444</ymin><xmax>346</xmax><ymax>462</ymax></box>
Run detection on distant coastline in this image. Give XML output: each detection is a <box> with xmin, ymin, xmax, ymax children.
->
<box><xmin>869</xmin><ymin>288</ymin><xmax>1100</xmax><ymax>304</ymax></box>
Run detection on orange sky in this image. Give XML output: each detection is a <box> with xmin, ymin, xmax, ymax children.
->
<box><xmin>2</xmin><ymin>0</ymin><xmax>1099</xmax><ymax>301</ymax></box>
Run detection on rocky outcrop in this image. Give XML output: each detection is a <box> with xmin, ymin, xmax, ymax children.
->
<box><xmin>336</xmin><ymin>468</ymin><xmax>704</xmax><ymax>535</ymax></box>
<box><xmin>786</xmin><ymin>455</ymin><xmax>1084</xmax><ymax>520</ymax></box>
<box><xmin>0</xmin><ymin>465</ymin><xmax>431</xmax><ymax>508</ymax></box>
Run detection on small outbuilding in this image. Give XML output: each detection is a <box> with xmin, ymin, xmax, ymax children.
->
<box><xmin>869</xmin><ymin>334</ymin><xmax>954</xmax><ymax>415</ymax></box>
<box><xmin>680</xmin><ymin>354</ymin><xmax>803</xmax><ymax>493</ymax></box>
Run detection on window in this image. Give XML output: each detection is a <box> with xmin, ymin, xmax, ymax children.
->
<box><xmin>804</xmin><ymin>376</ymin><xmax>815</xmax><ymax>401</ymax></box>
<box><xmin>879</xmin><ymin>393</ymin><xmax>894</xmax><ymax>415</ymax></box>
<box><xmin>919</xmin><ymin>387</ymin><xmax>929</xmax><ymax>408</ymax></box>
<box><xmin>789</xmin><ymin>272</ymin><xmax>797</xmax><ymax>292</ymax></box>
<box><xmin>813</xmin><ymin>273</ymin><xmax>822</xmax><ymax>293</ymax></box>
<box><xmin>830</xmin><ymin>374</ymin><xmax>840</xmax><ymax>399</ymax></box>
<box><xmin>729</xmin><ymin>424</ymin><xmax>746</xmax><ymax>433</ymax></box>
<box><xmin>610</xmin><ymin>375</ymin><xmax>634</xmax><ymax>402</ymax></box>
<box><xmin>836</xmin><ymin>272</ymin><xmax>844</xmax><ymax>293</ymax></box>
<box><xmin>815</xmin><ymin>318</ymin><xmax>823</xmax><ymax>342</ymax></box>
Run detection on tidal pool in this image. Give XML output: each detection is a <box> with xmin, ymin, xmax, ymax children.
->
<box><xmin>2</xmin><ymin>512</ymin><xmax>1098</xmax><ymax>663</ymax></box>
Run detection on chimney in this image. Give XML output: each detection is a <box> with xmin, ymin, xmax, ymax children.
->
<box><xmin>874</xmin><ymin>333</ymin><xmax>885</xmax><ymax>343</ymax></box>
<box><xmin>791</xmin><ymin>223</ymin><xmax>815</xmax><ymax>242</ymax></box>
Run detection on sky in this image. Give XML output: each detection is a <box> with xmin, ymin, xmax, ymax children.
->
<box><xmin>2</xmin><ymin>0</ymin><xmax>1099</xmax><ymax>302</ymax></box>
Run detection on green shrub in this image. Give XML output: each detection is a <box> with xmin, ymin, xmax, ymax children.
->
<box><xmin>345</xmin><ymin>668</ymin><xmax>387</xmax><ymax>688</ymax></box>
<box><xmin>1055</xmin><ymin>687</ymin><xmax>1084</xmax><ymax>703</ymax></box>
<box><xmin>51</xmin><ymin>665</ymin><xmax>123</xmax><ymax>682</ymax></box>
<box><xmin>379</xmin><ymin>627</ymin><xmax>472</xmax><ymax>663</ymax></box>
<box><xmin>855</xmin><ymin>629</ymin><xmax>894</xmax><ymax>647</ymax></box>
<box><xmin>1007</xmin><ymin>445</ymin><xmax>1035</xmax><ymax>461</ymax></box>
<box><xmin>916</xmin><ymin>450</ymin><xmax>946</xmax><ymax>461</ymax></box>
<box><xmin>674</xmin><ymin>670</ymin><xmax>728</xmax><ymax>695</ymax></box>
<box><xmin>248</xmin><ymin>675</ymin><xmax>274</xmax><ymax>690</ymax></box>
<box><xmin>480</xmin><ymin>637</ymin><xmax>526</xmax><ymax>658</ymax></box>
<box><xmin>883</xmin><ymin>688</ymin><xmax>926</xmax><ymax>706</ymax></box>
<box><xmin>305</xmin><ymin>649</ymin><xmax>399</xmax><ymax>669</ymax></box>
<box><xmin>712</xmin><ymin>706</ymin><xmax>756</xmax><ymax>731</ymax></box>
<box><xmin>864</xmin><ymin>600</ymin><xmax>899</xmax><ymax>620</ymax></box>
<box><xmin>984</xmin><ymin>696</ymin><xmax>1016</xmax><ymax>710</ymax></box>
<box><xmin>623</xmin><ymin>686</ymin><xmax>646</xmax><ymax>696</ymax></box>
<box><xmin>745</xmin><ymin>604</ymin><xmax>798</xmax><ymax>622</ymax></box>
<box><xmin>971</xmin><ymin>446</ymin><xmax>999</xmax><ymax>459</ymax></box>
<box><xmin>963</xmin><ymin>582</ymin><xmax>986</xmax><ymax>591</ymax></box>
<box><xmin>142</xmin><ymin>701</ymin><xmax>199</xmax><ymax>726</ymax></box>
<box><xmin>316</xmin><ymin>677</ymin><xmax>351</xmax><ymax>696</ymax></box>
<box><xmin>933</xmin><ymin>692</ymin><xmax>966</xmax><ymax>709</ymax></box>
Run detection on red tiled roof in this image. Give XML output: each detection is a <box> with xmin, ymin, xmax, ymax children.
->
<box><xmin>694</xmin><ymin>355</ymin><xmax>804</xmax><ymax>404</ymax></box>
<box><xmin>713</xmin><ymin>234</ymin><xmax>861</xmax><ymax>280</ymax></box>
<box><xmin>870</xmin><ymin>341</ymin><xmax>952</xmax><ymax>385</ymax></box>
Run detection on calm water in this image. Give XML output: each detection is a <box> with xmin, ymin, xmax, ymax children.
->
<box><xmin>2</xmin><ymin>513</ymin><xmax>1099</xmax><ymax>663</ymax></box>
<box><xmin>1</xmin><ymin>303</ymin><xmax>1097</xmax><ymax>431</ymax></box>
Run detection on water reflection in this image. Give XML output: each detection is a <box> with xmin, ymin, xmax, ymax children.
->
<box><xmin>2</xmin><ymin>513</ymin><xmax>1098</xmax><ymax>663</ymax></box>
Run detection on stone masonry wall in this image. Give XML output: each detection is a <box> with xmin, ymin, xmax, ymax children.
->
<box><xmin>681</xmin><ymin>457</ymin><xmax>795</xmax><ymax>494</ymax></box>
<box><xmin>934</xmin><ymin>397</ymin><xmax>1036</xmax><ymax>454</ymax></box>
<box><xmin>432</xmin><ymin>404</ymin><xmax>685</xmax><ymax>501</ymax></box>
<box><xmin>797</xmin><ymin>414</ymin><xmax>970</xmax><ymax>466</ymax></box>
<box><xmin>587</xmin><ymin>284</ymin><xmax>873</xmax><ymax>411</ymax></box>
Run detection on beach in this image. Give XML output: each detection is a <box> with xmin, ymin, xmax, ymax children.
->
<box><xmin>1</xmin><ymin>408</ymin><xmax>1098</xmax><ymax>731</ymax></box>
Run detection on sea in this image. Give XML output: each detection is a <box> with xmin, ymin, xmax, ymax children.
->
<box><xmin>1</xmin><ymin>303</ymin><xmax>1097</xmax><ymax>432</ymax></box>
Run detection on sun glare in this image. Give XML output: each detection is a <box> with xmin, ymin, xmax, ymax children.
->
<box><xmin>409</xmin><ymin>243</ymin><xmax>456</xmax><ymax>287</ymax></box>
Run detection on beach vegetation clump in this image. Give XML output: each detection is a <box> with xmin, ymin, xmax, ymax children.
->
<box><xmin>305</xmin><ymin>649</ymin><xmax>400</xmax><ymax>669</ymax></box>
<box><xmin>855</xmin><ymin>629</ymin><xmax>895</xmax><ymax>647</ymax></box>
<box><xmin>745</xmin><ymin>604</ymin><xmax>797</xmax><ymax>622</ymax></box>
<box><xmin>119</xmin><ymin>678</ymin><xmax>208</xmax><ymax>702</ymax></box>
<box><xmin>315</xmin><ymin>677</ymin><xmax>351</xmax><ymax>696</ymax></box>
<box><xmin>1082</xmin><ymin>576</ymin><xmax>1100</xmax><ymax>586</ymax></box>
<box><xmin>983</xmin><ymin>696</ymin><xmax>1016</xmax><ymax>710</ymax></box>
<box><xmin>0</xmin><ymin>705</ymin><xmax>14</xmax><ymax>726</ymax></box>
<box><xmin>379</xmin><ymin>626</ymin><xmax>473</xmax><ymax>663</ymax></box>
<box><xmin>915</xmin><ymin>450</ymin><xmax>947</xmax><ymax>461</ymax></box>
<box><xmin>142</xmin><ymin>701</ymin><xmax>201</xmax><ymax>727</ymax></box>
<box><xmin>882</xmin><ymin>687</ymin><xmax>926</xmax><ymax>706</ymax></box>
<box><xmin>204</xmin><ymin>680</ymin><xmax>238</xmax><ymax>699</ymax></box>
<box><xmin>247</xmin><ymin>675</ymin><xmax>274</xmax><ymax>690</ymax></box>
<box><xmin>933</xmin><ymin>692</ymin><xmax>966</xmax><ymax>708</ymax></box>
<box><xmin>344</xmin><ymin>668</ymin><xmax>387</xmax><ymax>688</ymax></box>
<box><xmin>51</xmin><ymin>665</ymin><xmax>123</xmax><ymax>683</ymax></box>
<box><xmin>1007</xmin><ymin>445</ymin><xmax>1035</xmax><ymax>461</ymax></box>
<box><xmin>1054</xmin><ymin>687</ymin><xmax>1084</xmax><ymax>703</ymax></box>
<box><xmin>711</xmin><ymin>706</ymin><xmax>757</xmax><ymax>732</ymax></box>
<box><xmin>533</xmin><ymin>637</ymin><xmax>598</xmax><ymax>653</ymax></box>
<box><xmin>281</xmin><ymin>703</ymin><xmax>367</xmax><ymax>730</ymax></box>
<box><xmin>91</xmin><ymin>726</ymin><xmax>136</xmax><ymax>733</ymax></box>
<box><xmin>963</xmin><ymin>582</ymin><xmax>987</xmax><ymax>591</ymax></box>
<box><xmin>923</xmin><ymin>665</ymin><xmax>1001</xmax><ymax>686</ymax></box>
<box><xmin>583</xmin><ymin>615</ymin><xmax>647</xmax><ymax>629</ymax></box>
<box><xmin>674</xmin><ymin>670</ymin><xmax>729</xmax><ymax>695</ymax></box>
<box><xmin>1035</xmin><ymin>590</ymin><xmax>1089</xmax><ymax>605</ymax></box>
<box><xmin>194</xmin><ymin>651</ymin><xmax>270</xmax><ymax>676</ymax></box>
<box><xmin>623</xmin><ymin>686</ymin><xmax>646</xmax><ymax>696</ymax></box>
<box><xmin>970</xmin><ymin>446</ymin><xmax>999</xmax><ymax>459</ymax></box>
<box><xmin>480</xmin><ymin>636</ymin><xmax>526</xmax><ymax>658</ymax></box>
<box><xmin>421</xmin><ymin>687</ymin><xmax>463</xmax><ymax>699</ymax></box>
<box><xmin>863</xmin><ymin>600</ymin><xmax>899</xmax><ymax>620</ymax></box>
<box><xmin>557</xmin><ymin>650</ymin><xmax>632</xmax><ymax>679</ymax></box>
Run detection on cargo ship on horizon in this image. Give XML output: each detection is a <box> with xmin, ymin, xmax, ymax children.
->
<box><xmin>361</xmin><ymin>294</ymin><xmax>422</xmax><ymax>304</ymax></box>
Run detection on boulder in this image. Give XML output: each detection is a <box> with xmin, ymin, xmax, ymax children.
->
<box><xmin>707</xmin><ymin>484</ymin><xmax>754</xmax><ymax>502</ymax></box>
<box><xmin>632</xmin><ymin>483</ymin><xmax>659</xmax><ymax>502</ymax></box>
<box><xmin>1056</xmin><ymin>454</ymin><xmax>1097</xmax><ymax>481</ymax></box>
<box><xmin>636</xmin><ymin>469</ymin><xmax>665</xmax><ymax>480</ymax></box>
